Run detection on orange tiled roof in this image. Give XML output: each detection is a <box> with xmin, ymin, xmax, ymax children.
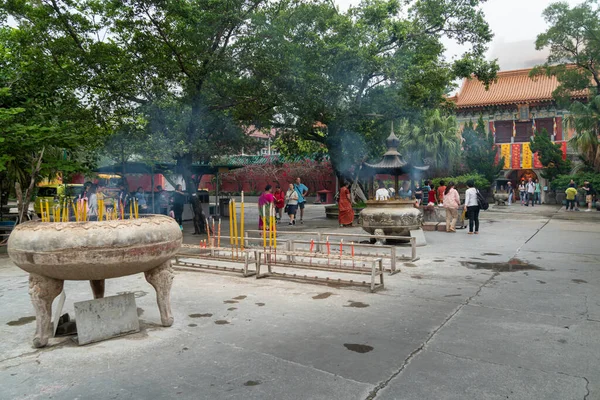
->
<box><xmin>453</xmin><ymin>67</ymin><xmax>588</xmax><ymax>108</ymax></box>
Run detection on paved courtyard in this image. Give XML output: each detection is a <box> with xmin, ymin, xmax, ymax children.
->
<box><xmin>1</xmin><ymin>204</ymin><xmax>599</xmax><ymax>399</ymax></box>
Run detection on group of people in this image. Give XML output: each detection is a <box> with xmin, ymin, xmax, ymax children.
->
<box><xmin>81</xmin><ymin>182</ymin><xmax>187</xmax><ymax>229</ymax></box>
<box><xmin>414</xmin><ymin>180</ymin><xmax>449</xmax><ymax>206</ymax></box>
<box><xmin>565</xmin><ymin>180</ymin><xmax>596</xmax><ymax>211</ymax></box>
<box><xmin>508</xmin><ymin>178</ymin><xmax>541</xmax><ymax>206</ymax></box>
<box><xmin>258</xmin><ymin>178</ymin><xmax>309</xmax><ymax>228</ymax></box>
<box><xmin>442</xmin><ymin>180</ymin><xmax>482</xmax><ymax>235</ymax></box>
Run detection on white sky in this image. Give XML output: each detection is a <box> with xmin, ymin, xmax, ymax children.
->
<box><xmin>335</xmin><ymin>0</ymin><xmax>585</xmax><ymax>69</ymax></box>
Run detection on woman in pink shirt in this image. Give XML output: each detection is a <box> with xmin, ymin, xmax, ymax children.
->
<box><xmin>443</xmin><ymin>182</ymin><xmax>460</xmax><ymax>232</ymax></box>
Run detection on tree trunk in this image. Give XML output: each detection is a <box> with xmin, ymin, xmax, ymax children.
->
<box><xmin>16</xmin><ymin>149</ymin><xmax>45</xmax><ymax>224</ymax></box>
<box><xmin>177</xmin><ymin>155</ymin><xmax>206</xmax><ymax>234</ymax></box>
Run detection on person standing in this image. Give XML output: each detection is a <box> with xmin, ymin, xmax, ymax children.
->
<box><xmin>428</xmin><ymin>182</ymin><xmax>437</xmax><ymax>205</ymax></box>
<box><xmin>582</xmin><ymin>181</ymin><xmax>595</xmax><ymax>211</ymax></box>
<box><xmin>171</xmin><ymin>184</ymin><xmax>186</xmax><ymax>230</ymax></box>
<box><xmin>258</xmin><ymin>185</ymin><xmax>275</xmax><ymax>230</ymax></box>
<box><xmin>518</xmin><ymin>180</ymin><xmax>526</xmax><ymax>206</ymax></box>
<box><xmin>414</xmin><ymin>183</ymin><xmax>423</xmax><ymax>206</ymax></box>
<box><xmin>135</xmin><ymin>187</ymin><xmax>147</xmax><ymax>214</ymax></box>
<box><xmin>534</xmin><ymin>179</ymin><xmax>542</xmax><ymax>205</ymax></box>
<box><xmin>273</xmin><ymin>185</ymin><xmax>286</xmax><ymax>222</ymax></box>
<box><xmin>156</xmin><ymin>185</ymin><xmax>169</xmax><ymax>215</ymax></box>
<box><xmin>338</xmin><ymin>181</ymin><xmax>354</xmax><ymax>227</ymax></box>
<box><xmin>565</xmin><ymin>183</ymin><xmax>578</xmax><ymax>211</ymax></box>
<box><xmin>437</xmin><ymin>180</ymin><xmax>446</xmax><ymax>205</ymax></box>
<box><xmin>507</xmin><ymin>181</ymin><xmax>514</xmax><ymax>205</ymax></box>
<box><xmin>88</xmin><ymin>184</ymin><xmax>98</xmax><ymax>217</ymax></box>
<box><xmin>285</xmin><ymin>183</ymin><xmax>299</xmax><ymax>225</ymax></box>
<box><xmin>375</xmin><ymin>180</ymin><xmax>390</xmax><ymax>200</ymax></box>
<box><xmin>443</xmin><ymin>182</ymin><xmax>460</xmax><ymax>232</ymax></box>
<box><xmin>294</xmin><ymin>177</ymin><xmax>308</xmax><ymax>224</ymax></box>
<box><xmin>570</xmin><ymin>179</ymin><xmax>580</xmax><ymax>211</ymax></box>
<box><xmin>422</xmin><ymin>180</ymin><xmax>431</xmax><ymax>205</ymax></box>
<box><xmin>526</xmin><ymin>178</ymin><xmax>535</xmax><ymax>207</ymax></box>
<box><xmin>464</xmin><ymin>179</ymin><xmax>480</xmax><ymax>235</ymax></box>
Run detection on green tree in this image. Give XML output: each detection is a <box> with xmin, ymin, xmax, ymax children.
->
<box><xmin>397</xmin><ymin>109</ymin><xmax>461</xmax><ymax>175</ymax></box>
<box><xmin>532</xmin><ymin>1</ymin><xmax>600</xmax><ymax>171</ymax></box>
<box><xmin>530</xmin><ymin>128</ymin><xmax>571</xmax><ymax>182</ymax></box>
<box><xmin>252</xmin><ymin>0</ymin><xmax>498</xmax><ymax>179</ymax></box>
<box><xmin>2</xmin><ymin>0</ymin><xmax>275</xmax><ymax>195</ymax></box>
<box><xmin>564</xmin><ymin>96</ymin><xmax>600</xmax><ymax>172</ymax></box>
<box><xmin>462</xmin><ymin>115</ymin><xmax>503</xmax><ymax>184</ymax></box>
<box><xmin>0</xmin><ymin>28</ymin><xmax>105</xmax><ymax>223</ymax></box>
<box><xmin>532</xmin><ymin>0</ymin><xmax>600</xmax><ymax>99</ymax></box>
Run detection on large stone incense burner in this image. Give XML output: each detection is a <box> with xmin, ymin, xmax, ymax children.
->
<box><xmin>360</xmin><ymin>200</ymin><xmax>422</xmax><ymax>236</ymax></box>
<box><xmin>361</xmin><ymin>124</ymin><xmax>426</xmax><ymax>237</ymax></box>
<box><xmin>7</xmin><ymin>215</ymin><xmax>182</xmax><ymax>348</ymax></box>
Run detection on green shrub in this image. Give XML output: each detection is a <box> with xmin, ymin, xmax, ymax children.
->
<box><xmin>551</xmin><ymin>173</ymin><xmax>600</xmax><ymax>191</ymax></box>
<box><xmin>430</xmin><ymin>174</ymin><xmax>489</xmax><ymax>189</ymax></box>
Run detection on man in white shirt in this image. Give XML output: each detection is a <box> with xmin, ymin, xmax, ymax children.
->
<box><xmin>525</xmin><ymin>178</ymin><xmax>535</xmax><ymax>207</ymax></box>
<box><xmin>375</xmin><ymin>180</ymin><xmax>390</xmax><ymax>200</ymax></box>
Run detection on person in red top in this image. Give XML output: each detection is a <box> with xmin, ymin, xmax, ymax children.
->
<box><xmin>273</xmin><ymin>185</ymin><xmax>286</xmax><ymax>222</ymax></box>
<box><xmin>436</xmin><ymin>180</ymin><xmax>446</xmax><ymax>205</ymax></box>
<box><xmin>427</xmin><ymin>182</ymin><xmax>437</xmax><ymax>205</ymax></box>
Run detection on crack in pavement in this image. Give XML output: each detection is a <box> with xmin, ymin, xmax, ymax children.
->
<box><xmin>365</xmin><ymin>216</ymin><xmax>555</xmax><ymax>400</ymax></box>
<box><xmin>364</xmin><ymin>271</ymin><xmax>499</xmax><ymax>400</ymax></box>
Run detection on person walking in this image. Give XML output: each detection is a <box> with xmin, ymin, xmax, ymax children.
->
<box><xmin>565</xmin><ymin>183</ymin><xmax>578</xmax><ymax>211</ymax></box>
<box><xmin>156</xmin><ymin>185</ymin><xmax>169</xmax><ymax>215</ymax></box>
<box><xmin>534</xmin><ymin>179</ymin><xmax>542</xmax><ymax>205</ymax></box>
<box><xmin>582</xmin><ymin>181</ymin><xmax>595</xmax><ymax>211</ymax></box>
<box><xmin>171</xmin><ymin>184</ymin><xmax>186</xmax><ymax>230</ymax></box>
<box><xmin>507</xmin><ymin>181</ymin><xmax>514</xmax><ymax>205</ymax></box>
<box><xmin>273</xmin><ymin>185</ymin><xmax>286</xmax><ymax>222</ymax></box>
<box><xmin>464</xmin><ymin>179</ymin><xmax>480</xmax><ymax>235</ymax></box>
<box><xmin>437</xmin><ymin>180</ymin><xmax>446</xmax><ymax>205</ymax></box>
<box><xmin>518</xmin><ymin>180</ymin><xmax>526</xmax><ymax>206</ymax></box>
<box><xmin>294</xmin><ymin>177</ymin><xmax>308</xmax><ymax>224</ymax></box>
<box><xmin>258</xmin><ymin>185</ymin><xmax>275</xmax><ymax>230</ymax></box>
<box><xmin>338</xmin><ymin>181</ymin><xmax>354</xmax><ymax>227</ymax></box>
<box><xmin>443</xmin><ymin>182</ymin><xmax>460</xmax><ymax>232</ymax></box>
<box><xmin>285</xmin><ymin>183</ymin><xmax>299</xmax><ymax>225</ymax></box>
<box><xmin>525</xmin><ymin>178</ymin><xmax>535</xmax><ymax>207</ymax></box>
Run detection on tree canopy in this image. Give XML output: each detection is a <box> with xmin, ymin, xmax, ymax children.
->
<box><xmin>1</xmin><ymin>0</ymin><xmax>498</xmax><ymax>194</ymax></box>
<box><xmin>0</xmin><ymin>26</ymin><xmax>105</xmax><ymax>221</ymax></box>
<box><xmin>533</xmin><ymin>0</ymin><xmax>600</xmax><ymax>172</ymax></box>
<box><xmin>462</xmin><ymin>115</ymin><xmax>503</xmax><ymax>183</ymax></box>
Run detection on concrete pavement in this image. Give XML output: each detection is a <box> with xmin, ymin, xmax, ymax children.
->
<box><xmin>0</xmin><ymin>205</ymin><xmax>599</xmax><ymax>399</ymax></box>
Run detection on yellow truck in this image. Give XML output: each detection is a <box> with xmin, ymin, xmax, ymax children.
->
<box><xmin>34</xmin><ymin>184</ymin><xmax>84</xmax><ymax>216</ymax></box>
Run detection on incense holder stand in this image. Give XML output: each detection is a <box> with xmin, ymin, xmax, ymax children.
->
<box><xmin>8</xmin><ymin>215</ymin><xmax>182</xmax><ymax>348</ymax></box>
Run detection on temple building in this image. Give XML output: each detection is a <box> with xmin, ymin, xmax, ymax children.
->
<box><xmin>450</xmin><ymin>67</ymin><xmax>587</xmax><ymax>202</ymax></box>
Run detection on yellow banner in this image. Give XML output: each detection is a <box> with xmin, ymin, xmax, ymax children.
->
<box><xmin>522</xmin><ymin>143</ymin><xmax>532</xmax><ymax>169</ymax></box>
<box><xmin>501</xmin><ymin>144</ymin><xmax>510</xmax><ymax>169</ymax></box>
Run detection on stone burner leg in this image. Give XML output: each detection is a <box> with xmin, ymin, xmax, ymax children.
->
<box><xmin>144</xmin><ymin>260</ymin><xmax>174</xmax><ymax>327</ymax></box>
<box><xmin>29</xmin><ymin>273</ymin><xmax>64</xmax><ymax>348</ymax></box>
<box><xmin>89</xmin><ymin>279</ymin><xmax>105</xmax><ymax>299</ymax></box>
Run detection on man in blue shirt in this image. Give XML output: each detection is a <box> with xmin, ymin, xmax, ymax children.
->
<box><xmin>294</xmin><ymin>177</ymin><xmax>309</xmax><ymax>224</ymax></box>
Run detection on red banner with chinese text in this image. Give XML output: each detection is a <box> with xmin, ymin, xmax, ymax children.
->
<box><xmin>561</xmin><ymin>142</ymin><xmax>567</xmax><ymax>160</ymax></box>
<box><xmin>511</xmin><ymin>144</ymin><xmax>521</xmax><ymax>169</ymax></box>
<box><xmin>533</xmin><ymin>152</ymin><xmax>543</xmax><ymax>168</ymax></box>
